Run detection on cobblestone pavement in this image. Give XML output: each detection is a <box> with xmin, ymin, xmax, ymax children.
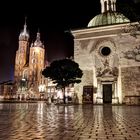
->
<box><xmin>0</xmin><ymin>103</ymin><xmax>140</xmax><ymax>140</ymax></box>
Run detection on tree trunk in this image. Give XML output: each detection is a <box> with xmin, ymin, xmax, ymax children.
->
<box><xmin>63</xmin><ymin>87</ymin><xmax>66</xmax><ymax>104</ymax></box>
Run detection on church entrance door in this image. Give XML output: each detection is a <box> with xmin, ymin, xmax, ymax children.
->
<box><xmin>103</xmin><ymin>84</ymin><xmax>112</xmax><ymax>103</ymax></box>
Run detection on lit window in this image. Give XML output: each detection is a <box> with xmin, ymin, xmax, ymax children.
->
<box><xmin>32</xmin><ymin>59</ymin><xmax>36</xmax><ymax>64</ymax></box>
<box><xmin>33</xmin><ymin>51</ymin><xmax>35</xmax><ymax>56</ymax></box>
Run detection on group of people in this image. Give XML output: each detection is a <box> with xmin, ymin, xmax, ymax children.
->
<box><xmin>46</xmin><ymin>95</ymin><xmax>72</xmax><ymax>104</ymax></box>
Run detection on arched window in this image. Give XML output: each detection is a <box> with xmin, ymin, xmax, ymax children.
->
<box><xmin>113</xmin><ymin>2</ymin><xmax>115</xmax><ymax>11</ymax></box>
<box><xmin>32</xmin><ymin>59</ymin><xmax>36</xmax><ymax>64</ymax></box>
<box><xmin>33</xmin><ymin>51</ymin><xmax>35</xmax><ymax>56</ymax></box>
<box><xmin>23</xmin><ymin>69</ymin><xmax>28</xmax><ymax>79</ymax></box>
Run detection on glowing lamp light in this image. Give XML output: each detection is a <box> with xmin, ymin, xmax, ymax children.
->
<box><xmin>57</xmin><ymin>90</ymin><xmax>63</xmax><ymax>99</ymax></box>
<box><xmin>38</xmin><ymin>84</ymin><xmax>46</xmax><ymax>93</ymax></box>
<box><xmin>22</xmin><ymin>78</ymin><xmax>26</xmax><ymax>81</ymax></box>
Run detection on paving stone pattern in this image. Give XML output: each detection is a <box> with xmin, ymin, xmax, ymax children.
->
<box><xmin>0</xmin><ymin>103</ymin><xmax>140</xmax><ymax>140</ymax></box>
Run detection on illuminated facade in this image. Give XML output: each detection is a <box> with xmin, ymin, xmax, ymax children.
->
<box><xmin>72</xmin><ymin>0</ymin><xmax>140</xmax><ymax>105</ymax></box>
<box><xmin>14</xmin><ymin>20</ymin><xmax>47</xmax><ymax>100</ymax></box>
<box><xmin>14</xmin><ymin>20</ymin><xmax>74</xmax><ymax>102</ymax></box>
<box><xmin>0</xmin><ymin>81</ymin><xmax>15</xmax><ymax>100</ymax></box>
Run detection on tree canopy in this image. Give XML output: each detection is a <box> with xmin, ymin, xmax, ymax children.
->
<box><xmin>42</xmin><ymin>58</ymin><xmax>83</xmax><ymax>103</ymax></box>
<box><xmin>42</xmin><ymin>58</ymin><xmax>83</xmax><ymax>88</ymax></box>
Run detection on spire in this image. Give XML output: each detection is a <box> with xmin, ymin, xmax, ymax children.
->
<box><xmin>23</xmin><ymin>17</ymin><xmax>27</xmax><ymax>34</ymax></box>
<box><xmin>32</xmin><ymin>29</ymin><xmax>44</xmax><ymax>48</ymax></box>
<box><xmin>19</xmin><ymin>17</ymin><xmax>29</xmax><ymax>41</ymax></box>
<box><xmin>36</xmin><ymin>28</ymin><xmax>40</xmax><ymax>41</ymax></box>
<box><xmin>100</xmin><ymin>0</ymin><xmax>116</xmax><ymax>13</ymax></box>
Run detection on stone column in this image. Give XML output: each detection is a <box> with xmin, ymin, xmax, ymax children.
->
<box><xmin>112</xmin><ymin>81</ymin><xmax>118</xmax><ymax>104</ymax></box>
<box><xmin>93</xmin><ymin>66</ymin><xmax>97</xmax><ymax>104</ymax></box>
<box><xmin>117</xmin><ymin>66</ymin><xmax>122</xmax><ymax>104</ymax></box>
<box><xmin>78</xmin><ymin>86</ymin><xmax>83</xmax><ymax>104</ymax></box>
<box><xmin>96</xmin><ymin>82</ymin><xmax>103</xmax><ymax>104</ymax></box>
<box><xmin>115</xmin><ymin>82</ymin><xmax>117</xmax><ymax>97</ymax></box>
<box><xmin>114</xmin><ymin>81</ymin><xmax>118</xmax><ymax>101</ymax></box>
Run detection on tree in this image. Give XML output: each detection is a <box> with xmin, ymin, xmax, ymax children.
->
<box><xmin>42</xmin><ymin>58</ymin><xmax>83</xmax><ymax>104</ymax></box>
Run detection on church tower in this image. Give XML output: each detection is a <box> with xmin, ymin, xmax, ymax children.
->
<box><xmin>14</xmin><ymin>18</ymin><xmax>29</xmax><ymax>87</ymax></box>
<box><xmin>28</xmin><ymin>30</ymin><xmax>45</xmax><ymax>94</ymax></box>
<box><xmin>14</xmin><ymin>19</ymin><xmax>47</xmax><ymax>100</ymax></box>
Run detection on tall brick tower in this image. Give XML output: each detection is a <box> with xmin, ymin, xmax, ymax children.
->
<box><xmin>14</xmin><ymin>18</ymin><xmax>29</xmax><ymax>94</ymax></box>
<box><xmin>14</xmin><ymin>20</ymin><xmax>47</xmax><ymax>100</ymax></box>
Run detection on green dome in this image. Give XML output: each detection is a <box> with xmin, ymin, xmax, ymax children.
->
<box><xmin>87</xmin><ymin>11</ymin><xmax>130</xmax><ymax>27</ymax></box>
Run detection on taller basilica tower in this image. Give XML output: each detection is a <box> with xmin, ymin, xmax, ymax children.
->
<box><xmin>14</xmin><ymin>19</ymin><xmax>47</xmax><ymax>99</ymax></box>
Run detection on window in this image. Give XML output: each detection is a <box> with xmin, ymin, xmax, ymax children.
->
<box><xmin>33</xmin><ymin>51</ymin><xmax>35</xmax><ymax>56</ymax></box>
<box><xmin>23</xmin><ymin>69</ymin><xmax>28</xmax><ymax>79</ymax></box>
<box><xmin>100</xmin><ymin>46</ymin><xmax>111</xmax><ymax>56</ymax></box>
<box><xmin>32</xmin><ymin>59</ymin><xmax>36</xmax><ymax>64</ymax></box>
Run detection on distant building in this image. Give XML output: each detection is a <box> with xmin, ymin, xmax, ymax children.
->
<box><xmin>13</xmin><ymin>19</ymin><xmax>74</xmax><ymax>102</ymax></box>
<box><xmin>0</xmin><ymin>80</ymin><xmax>15</xmax><ymax>100</ymax></box>
<box><xmin>72</xmin><ymin>0</ymin><xmax>140</xmax><ymax>105</ymax></box>
<box><xmin>14</xmin><ymin>20</ymin><xmax>48</xmax><ymax>100</ymax></box>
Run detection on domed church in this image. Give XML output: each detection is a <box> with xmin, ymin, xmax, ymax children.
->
<box><xmin>72</xmin><ymin>0</ymin><xmax>140</xmax><ymax>105</ymax></box>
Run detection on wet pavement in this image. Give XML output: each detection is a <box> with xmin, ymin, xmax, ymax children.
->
<box><xmin>0</xmin><ymin>102</ymin><xmax>140</xmax><ymax>140</ymax></box>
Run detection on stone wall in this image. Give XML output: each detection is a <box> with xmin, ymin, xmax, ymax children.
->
<box><xmin>74</xmin><ymin>70</ymin><xmax>93</xmax><ymax>104</ymax></box>
<box><xmin>73</xmin><ymin>23</ymin><xmax>140</xmax><ymax>105</ymax></box>
<box><xmin>82</xmin><ymin>70</ymin><xmax>93</xmax><ymax>86</ymax></box>
<box><xmin>121</xmin><ymin>66</ymin><xmax>140</xmax><ymax>104</ymax></box>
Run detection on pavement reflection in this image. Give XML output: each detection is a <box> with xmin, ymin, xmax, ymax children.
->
<box><xmin>0</xmin><ymin>103</ymin><xmax>139</xmax><ymax>140</ymax></box>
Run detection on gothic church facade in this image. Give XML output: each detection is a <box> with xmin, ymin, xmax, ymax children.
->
<box><xmin>14</xmin><ymin>21</ymin><xmax>47</xmax><ymax>100</ymax></box>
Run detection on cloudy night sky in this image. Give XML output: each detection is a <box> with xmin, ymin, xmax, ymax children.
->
<box><xmin>0</xmin><ymin>0</ymin><xmax>140</xmax><ymax>82</ymax></box>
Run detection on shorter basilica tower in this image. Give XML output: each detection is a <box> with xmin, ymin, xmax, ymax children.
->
<box><xmin>28</xmin><ymin>31</ymin><xmax>46</xmax><ymax>96</ymax></box>
<box><xmin>14</xmin><ymin>20</ymin><xmax>47</xmax><ymax>100</ymax></box>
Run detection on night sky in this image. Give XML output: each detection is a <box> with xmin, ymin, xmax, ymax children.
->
<box><xmin>0</xmin><ymin>0</ymin><xmax>140</xmax><ymax>82</ymax></box>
